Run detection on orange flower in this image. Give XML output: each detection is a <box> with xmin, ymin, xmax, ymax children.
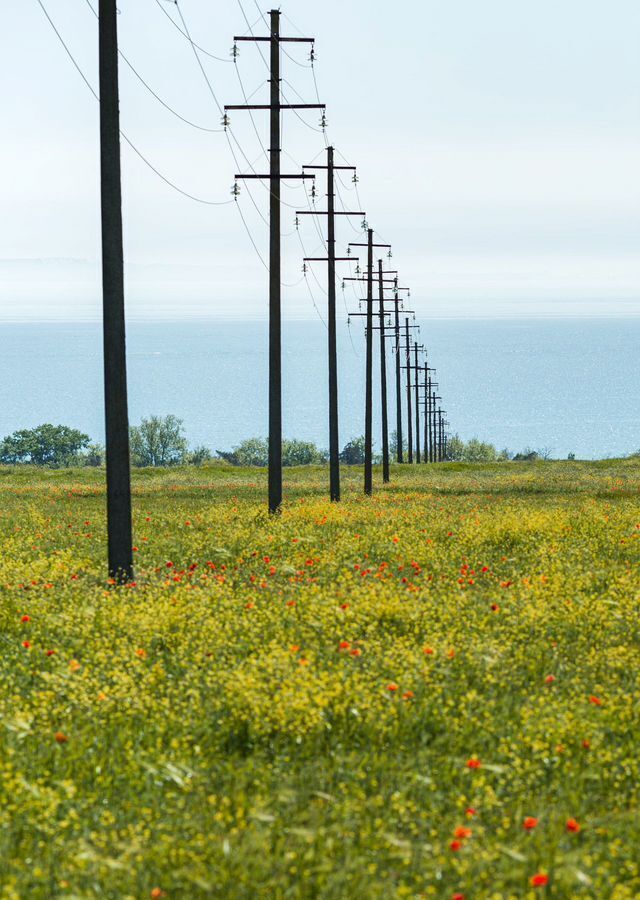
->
<box><xmin>54</xmin><ymin>731</ymin><xmax>68</xmax><ymax>744</ymax></box>
<box><xmin>290</xmin><ymin>644</ymin><xmax>301</xmax><ymax>653</ymax></box>
<box><xmin>350</xmin><ymin>648</ymin><xmax>362</xmax><ymax>657</ymax></box>
<box><xmin>136</xmin><ymin>648</ymin><xmax>147</xmax><ymax>658</ymax></box>
<box><xmin>298</xmin><ymin>658</ymin><xmax>309</xmax><ymax>666</ymax></box>
<box><xmin>545</xmin><ymin>675</ymin><xmax>556</xmax><ymax>684</ymax></box>
<box><xmin>386</xmin><ymin>683</ymin><xmax>399</xmax><ymax>693</ymax></box>
<box><xmin>402</xmin><ymin>690</ymin><xmax>414</xmax><ymax>700</ymax></box>
<box><xmin>338</xmin><ymin>641</ymin><xmax>351</xmax><ymax>651</ymax></box>
<box><xmin>530</xmin><ymin>873</ymin><xmax>549</xmax><ymax>887</ymax></box>
<box><xmin>423</xmin><ymin>646</ymin><xmax>435</xmax><ymax>655</ymax></box>
<box><xmin>150</xmin><ymin>889</ymin><xmax>165</xmax><ymax>899</ymax></box>
<box><xmin>589</xmin><ymin>695</ymin><xmax>602</xmax><ymax>706</ymax></box>
<box><xmin>566</xmin><ymin>818</ymin><xmax>581</xmax><ymax>833</ymax></box>
<box><xmin>523</xmin><ymin>816</ymin><xmax>539</xmax><ymax>830</ymax></box>
<box><xmin>69</xmin><ymin>659</ymin><xmax>81</xmax><ymax>672</ymax></box>
<box><xmin>466</xmin><ymin>758</ymin><xmax>481</xmax><ymax>769</ymax></box>
<box><xmin>454</xmin><ymin>826</ymin><xmax>472</xmax><ymax>839</ymax></box>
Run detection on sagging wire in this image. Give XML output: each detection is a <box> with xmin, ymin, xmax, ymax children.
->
<box><xmin>36</xmin><ymin>0</ymin><xmax>232</xmax><ymax>205</ymax></box>
<box><xmin>83</xmin><ymin>0</ymin><xmax>222</xmax><ymax>133</ymax></box>
<box><xmin>152</xmin><ymin>0</ymin><xmax>232</xmax><ymax>63</ymax></box>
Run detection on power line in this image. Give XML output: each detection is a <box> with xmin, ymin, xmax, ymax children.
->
<box><xmin>152</xmin><ymin>0</ymin><xmax>232</xmax><ymax>64</ymax></box>
<box><xmin>36</xmin><ymin>0</ymin><xmax>232</xmax><ymax>205</ymax></box>
<box><xmin>83</xmin><ymin>0</ymin><xmax>223</xmax><ymax>133</ymax></box>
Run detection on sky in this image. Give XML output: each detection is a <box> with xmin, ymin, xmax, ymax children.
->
<box><xmin>2</xmin><ymin>0</ymin><xmax>639</xmax><ymax>320</ymax></box>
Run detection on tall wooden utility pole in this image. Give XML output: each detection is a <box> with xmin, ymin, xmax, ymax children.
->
<box><xmin>378</xmin><ymin>260</ymin><xmax>390</xmax><ymax>483</ymax></box>
<box><xmin>422</xmin><ymin>363</ymin><xmax>435</xmax><ymax>462</ymax></box>
<box><xmin>432</xmin><ymin>393</ymin><xmax>442</xmax><ymax>460</ymax></box>
<box><xmin>348</xmin><ymin>232</ymin><xmax>391</xmax><ymax>495</ymax></box>
<box><xmin>413</xmin><ymin>341</ymin><xmax>421</xmax><ymax>464</ymax></box>
<box><xmin>299</xmin><ymin>149</ymin><xmax>364</xmax><ymax>501</ymax></box>
<box><xmin>226</xmin><ymin>11</ymin><xmax>324</xmax><ymax>514</ymax></box>
<box><xmin>393</xmin><ymin>282</ymin><xmax>403</xmax><ymax>463</ymax></box>
<box><xmin>405</xmin><ymin>318</ymin><xmax>413</xmax><ymax>463</ymax></box>
<box><xmin>348</xmin><ymin>274</ymin><xmax>413</xmax><ymax>482</ymax></box>
<box><xmin>99</xmin><ymin>0</ymin><xmax>133</xmax><ymax>583</ymax></box>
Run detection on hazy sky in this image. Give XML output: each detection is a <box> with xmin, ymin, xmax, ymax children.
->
<box><xmin>2</xmin><ymin>0</ymin><xmax>639</xmax><ymax>320</ymax></box>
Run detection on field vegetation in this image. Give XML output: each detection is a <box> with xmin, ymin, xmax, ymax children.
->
<box><xmin>0</xmin><ymin>459</ymin><xmax>638</xmax><ymax>898</ymax></box>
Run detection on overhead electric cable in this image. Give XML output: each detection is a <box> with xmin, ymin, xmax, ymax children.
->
<box><xmin>83</xmin><ymin>0</ymin><xmax>222</xmax><ymax>132</ymax></box>
<box><xmin>152</xmin><ymin>0</ymin><xmax>232</xmax><ymax>63</ymax></box>
<box><xmin>36</xmin><ymin>0</ymin><xmax>232</xmax><ymax>205</ymax></box>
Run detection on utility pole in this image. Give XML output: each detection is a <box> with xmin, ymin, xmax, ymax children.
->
<box><xmin>432</xmin><ymin>393</ymin><xmax>442</xmax><ymax>460</ymax></box>
<box><xmin>226</xmin><ymin>11</ymin><xmax>324</xmax><ymax>514</ymax></box>
<box><xmin>348</xmin><ymin>274</ymin><xmax>412</xmax><ymax>483</ymax></box>
<box><xmin>378</xmin><ymin>260</ymin><xmax>390</xmax><ymax>482</ymax></box>
<box><xmin>348</xmin><ymin>232</ymin><xmax>391</xmax><ymax>495</ymax></box>
<box><xmin>413</xmin><ymin>341</ymin><xmax>421</xmax><ymax>464</ymax></box>
<box><xmin>299</xmin><ymin>148</ymin><xmax>363</xmax><ymax>502</ymax></box>
<box><xmin>393</xmin><ymin>282</ymin><xmax>404</xmax><ymax>463</ymax></box>
<box><xmin>405</xmin><ymin>319</ymin><xmax>413</xmax><ymax>463</ymax></box>
<box><xmin>422</xmin><ymin>363</ymin><xmax>435</xmax><ymax>462</ymax></box>
<box><xmin>99</xmin><ymin>0</ymin><xmax>133</xmax><ymax>583</ymax></box>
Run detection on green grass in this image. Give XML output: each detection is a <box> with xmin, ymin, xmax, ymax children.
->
<box><xmin>0</xmin><ymin>460</ymin><xmax>638</xmax><ymax>898</ymax></box>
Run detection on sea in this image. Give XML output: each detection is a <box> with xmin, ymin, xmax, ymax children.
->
<box><xmin>1</xmin><ymin>318</ymin><xmax>638</xmax><ymax>460</ymax></box>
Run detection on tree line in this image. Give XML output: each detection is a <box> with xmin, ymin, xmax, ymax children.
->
<box><xmin>0</xmin><ymin>417</ymin><xmax>566</xmax><ymax>468</ymax></box>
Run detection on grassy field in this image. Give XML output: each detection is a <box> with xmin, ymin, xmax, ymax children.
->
<box><xmin>0</xmin><ymin>459</ymin><xmax>639</xmax><ymax>899</ymax></box>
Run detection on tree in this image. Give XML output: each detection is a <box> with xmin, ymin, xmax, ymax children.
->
<box><xmin>463</xmin><ymin>438</ymin><xmax>498</xmax><ymax>463</ymax></box>
<box><xmin>0</xmin><ymin>424</ymin><xmax>91</xmax><ymax>467</ymax></box>
<box><xmin>340</xmin><ymin>436</ymin><xmax>366</xmax><ymax>465</ymax></box>
<box><xmin>513</xmin><ymin>448</ymin><xmax>539</xmax><ymax>461</ymax></box>
<box><xmin>129</xmin><ymin>415</ymin><xmax>188</xmax><ymax>467</ymax></box>
<box><xmin>217</xmin><ymin>438</ymin><xmax>269</xmax><ymax>467</ymax></box>
<box><xmin>389</xmin><ymin>430</ymin><xmax>408</xmax><ymax>459</ymax></box>
<box><xmin>445</xmin><ymin>434</ymin><xmax>465</xmax><ymax>461</ymax></box>
<box><xmin>188</xmin><ymin>445</ymin><xmax>212</xmax><ymax>466</ymax></box>
<box><xmin>83</xmin><ymin>443</ymin><xmax>105</xmax><ymax>467</ymax></box>
<box><xmin>282</xmin><ymin>439</ymin><xmax>326</xmax><ymax>467</ymax></box>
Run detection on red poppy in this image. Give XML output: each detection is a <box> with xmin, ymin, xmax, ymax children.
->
<box><xmin>387</xmin><ymin>683</ymin><xmax>399</xmax><ymax>693</ymax></box>
<box><xmin>523</xmin><ymin>817</ymin><xmax>539</xmax><ymax>830</ymax></box>
<box><xmin>22</xmin><ymin>641</ymin><xmax>31</xmax><ymax>649</ymax></box>
<box><xmin>465</xmin><ymin>808</ymin><xmax>477</xmax><ymax>817</ymax></box>
<box><xmin>449</xmin><ymin>839</ymin><xmax>462</xmax><ymax>852</ymax></box>
<box><xmin>402</xmin><ymin>690</ymin><xmax>414</xmax><ymax>700</ymax></box>
<box><xmin>566</xmin><ymin>818</ymin><xmax>581</xmax><ymax>833</ymax></box>
<box><xmin>466</xmin><ymin>758</ymin><xmax>481</xmax><ymax>769</ymax></box>
<box><xmin>545</xmin><ymin>675</ymin><xmax>556</xmax><ymax>684</ymax></box>
<box><xmin>54</xmin><ymin>731</ymin><xmax>68</xmax><ymax>744</ymax></box>
<box><xmin>530</xmin><ymin>873</ymin><xmax>548</xmax><ymax>887</ymax></box>
<box><xmin>454</xmin><ymin>826</ymin><xmax>472</xmax><ymax>839</ymax></box>
<box><xmin>589</xmin><ymin>695</ymin><xmax>602</xmax><ymax>706</ymax></box>
<box><xmin>21</xmin><ymin>615</ymin><xmax>30</xmax><ymax>623</ymax></box>
<box><xmin>338</xmin><ymin>641</ymin><xmax>351</xmax><ymax>651</ymax></box>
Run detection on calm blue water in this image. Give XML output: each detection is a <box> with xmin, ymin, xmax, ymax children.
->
<box><xmin>0</xmin><ymin>318</ymin><xmax>638</xmax><ymax>459</ymax></box>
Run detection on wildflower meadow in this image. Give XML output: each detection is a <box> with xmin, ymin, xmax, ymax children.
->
<box><xmin>0</xmin><ymin>459</ymin><xmax>638</xmax><ymax>898</ymax></box>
